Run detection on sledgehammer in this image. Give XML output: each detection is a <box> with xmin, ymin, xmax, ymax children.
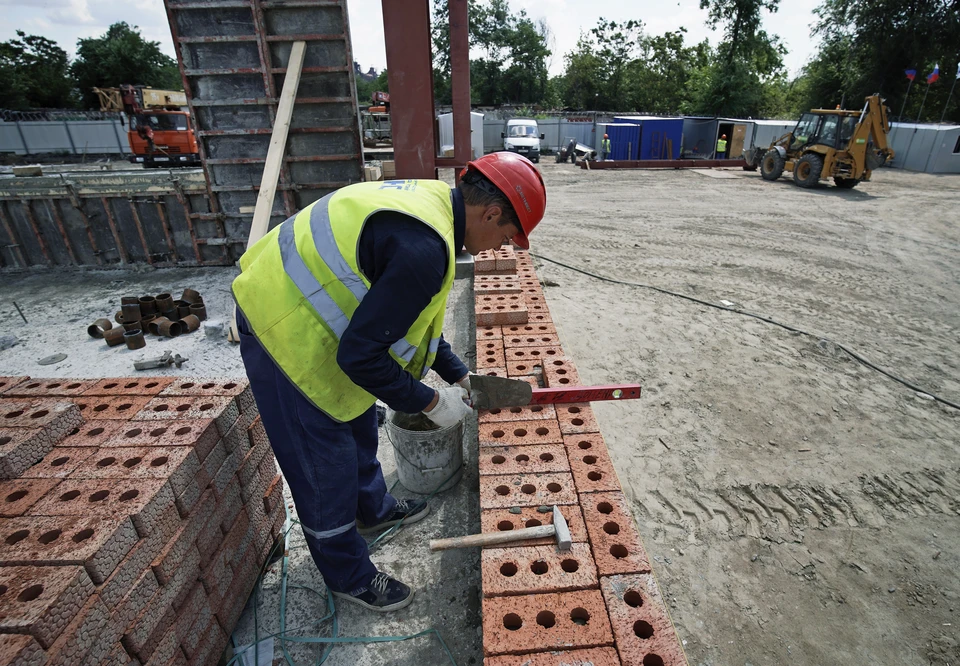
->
<box><xmin>429</xmin><ymin>505</ymin><xmax>572</xmax><ymax>552</ymax></box>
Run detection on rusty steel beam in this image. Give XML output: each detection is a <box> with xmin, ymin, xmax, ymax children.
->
<box><xmin>197</xmin><ymin>126</ymin><xmax>354</xmax><ymax>137</ymax></box>
<box><xmin>205</xmin><ymin>153</ymin><xmax>357</xmax><ymax>165</ymax></box>
<box><xmin>449</xmin><ymin>0</ymin><xmax>471</xmax><ymax>172</ymax></box>
<box><xmin>100</xmin><ymin>197</ymin><xmax>130</xmax><ymax>264</ymax></box>
<box><xmin>583</xmin><ymin>159</ymin><xmax>748</xmax><ymax>169</ymax></box>
<box><xmin>45</xmin><ymin>200</ymin><xmax>78</xmax><ymax>265</ymax></box>
<box><xmin>127</xmin><ymin>200</ymin><xmax>154</xmax><ymax>264</ymax></box>
<box><xmin>382</xmin><ymin>0</ymin><xmax>436</xmax><ymax>179</ymax></box>
<box><xmin>20</xmin><ymin>201</ymin><xmax>52</xmax><ymax>266</ymax></box>
<box><xmin>171</xmin><ymin>179</ymin><xmax>205</xmax><ymax>265</ymax></box>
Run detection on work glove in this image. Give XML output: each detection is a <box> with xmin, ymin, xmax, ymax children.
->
<box><xmin>456</xmin><ymin>374</ymin><xmax>471</xmax><ymax>396</ymax></box>
<box><xmin>424</xmin><ymin>386</ymin><xmax>472</xmax><ymax>428</ymax></box>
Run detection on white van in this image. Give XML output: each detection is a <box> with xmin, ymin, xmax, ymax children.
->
<box><xmin>501</xmin><ymin>118</ymin><xmax>544</xmax><ymax>163</ymax></box>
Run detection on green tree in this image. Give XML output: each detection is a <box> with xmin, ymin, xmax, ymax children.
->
<box><xmin>561</xmin><ymin>35</ymin><xmax>605</xmax><ymax>109</ymax></box>
<box><xmin>629</xmin><ymin>28</ymin><xmax>712</xmax><ymax>113</ymax></box>
<box><xmin>588</xmin><ymin>19</ymin><xmax>644</xmax><ymax>110</ymax></box>
<box><xmin>0</xmin><ymin>31</ymin><xmax>75</xmax><ymax>109</ymax></box>
<box><xmin>71</xmin><ymin>22</ymin><xmax>182</xmax><ymax>109</ymax></box>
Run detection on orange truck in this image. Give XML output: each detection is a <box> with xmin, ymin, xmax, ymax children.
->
<box><xmin>94</xmin><ymin>86</ymin><xmax>200</xmax><ymax>168</ymax></box>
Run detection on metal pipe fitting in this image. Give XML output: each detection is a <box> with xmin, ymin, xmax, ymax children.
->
<box><xmin>181</xmin><ymin>288</ymin><xmax>202</xmax><ymax>304</ymax></box>
<box><xmin>138</xmin><ymin>295</ymin><xmax>158</xmax><ymax>316</ymax></box>
<box><xmin>148</xmin><ymin>316</ymin><xmax>170</xmax><ymax>336</ymax></box>
<box><xmin>122</xmin><ymin>320</ymin><xmax>142</xmax><ymax>333</ymax></box>
<box><xmin>121</xmin><ymin>302</ymin><xmax>141</xmax><ymax>323</ymax></box>
<box><xmin>124</xmin><ymin>329</ymin><xmax>146</xmax><ymax>350</ymax></box>
<box><xmin>121</xmin><ymin>296</ymin><xmax>139</xmax><ymax>306</ymax></box>
<box><xmin>87</xmin><ymin>318</ymin><xmax>113</xmax><ymax>338</ymax></box>
<box><xmin>155</xmin><ymin>293</ymin><xmax>175</xmax><ymax>312</ymax></box>
<box><xmin>181</xmin><ymin>314</ymin><xmax>201</xmax><ymax>332</ymax></box>
<box><xmin>189</xmin><ymin>303</ymin><xmax>207</xmax><ymax>321</ymax></box>
<box><xmin>104</xmin><ymin>327</ymin><xmax>126</xmax><ymax>347</ymax></box>
<box><xmin>158</xmin><ymin>319</ymin><xmax>183</xmax><ymax>338</ymax></box>
<box><xmin>162</xmin><ymin>308</ymin><xmax>180</xmax><ymax>322</ymax></box>
<box><xmin>175</xmin><ymin>300</ymin><xmax>191</xmax><ymax>319</ymax></box>
<box><xmin>115</xmin><ymin>310</ymin><xmax>125</xmax><ymax>324</ymax></box>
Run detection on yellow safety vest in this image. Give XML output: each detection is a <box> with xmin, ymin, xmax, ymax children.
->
<box><xmin>232</xmin><ymin>179</ymin><xmax>456</xmax><ymax>422</ymax></box>
<box><xmin>717</xmin><ymin>139</ymin><xmax>727</xmax><ymax>153</ymax></box>
<box><xmin>602</xmin><ymin>139</ymin><xmax>611</xmax><ymax>152</ymax></box>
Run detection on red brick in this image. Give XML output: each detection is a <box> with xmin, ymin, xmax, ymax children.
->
<box><xmin>0</xmin><ymin>565</ymin><xmax>94</xmax><ymax>648</ymax></box>
<box><xmin>212</xmin><ymin>448</ymin><xmax>241</xmax><ymax>496</ymax></box>
<box><xmin>0</xmin><ymin>478</ymin><xmax>60</xmax><ymax>517</ymax></box>
<box><xmin>2</xmin><ymin>379</ymin><xmax>97</xmax><ymax>397</ymax></box>
<box><xmin>495</xmin><ymin>246</ymin><xmax>516</xmax><ymax>272</ymax></box>
<box><xmin>83</xmin><ymin>377</ymin><xmax>175</xmax><ymax>396</ymax></box>
<box><xmin>502</xmin><ymin>322</ymin><xmax>557</xmax><ymax>336</ymax></box>
<box><xmin>237</xmin><ymin>427</ymin><xmax>271</xmax><ymax>489</ymax></box>
<box><xmin>174</xmin><ymin>470</ymin><xmax>207</xmax><ymax>518</ymax></box>
<box><xmin>0</xmin><ymin>376</ymin><xmax>29</xmax><ymax>394</ymax></box>
<box><xmin>0</xmin><ymin>398</ymin><xmax>82</xmax><ymax>434</ymax></box>
<box><xmin>476</xmin><ymin>339</ymin><xmax>506</xmax><ymax>369</ymax></box>
<box><xmin>222</xmin><ymin>412</ymin><xmax>255</xmax><ymax>454</ymax></box>
<box><xmin>527</xmin><ymin>311</ymin><xmax>553</xmax><ymax>324</ymax></box>
<box><xmin>484</xmin><ymin>647</ymin><xmax>621</xmax><ymax>666</ymax></box>
<box><xmin>122</xmin><ymin>586</ymin><xmax>172</xmax><ymax>660</ymax></box>
<box><xmin>262</xmin><ymin>474</ymin><xmax>283</xmax><ymax>514</ymax></box>
<box><xmin>564</xmin><ymin>434</ymin><xmax>621</xmax><ymax>494</ymax></box>
<box><xmin>480</xmin><ymin>444</ymin><xmax>569</xmax><ymax>475</ymax></box>
<box><xmin>100</xmin><ymin>502</ymin><xmax>180</xmax><ymax>608</ymax></box>
<box><xmin>219</xmin><ymin>508</ymin><xmax>250</xmax><ymax>564</ymax></box>
<box><xmin>506</xmin><ymin>358</ymin><xmax>544</xmax><ymax>378</ymax></box>
<box><xmin>114</xmin><ymin>567</ymin><xmax>160</xmax><ymax>636</ymax></box>
<box><xmin>201</xmin><ymin>440</ymin><xmax>227</xmax><ymax>486</ymax></box>
<box><xmin>144</xmin><ymin>624</ymin><xmax>180</xmax><ymax>666</ymax></box>
<box><xmin>503</xmin><ymin>346</ymin><xmax>564</xmax><ymax>363</ymax></box>
<box><xmin>103</xmin><ymin>642</ymin><xmax>138</xmax><ymax>666</ymax></box>
<box><xmin>476</xmin><ymin>366</ymin><xmax>507</xmax><ymax>379</ymax></box>
<box><xmin>479</xmin><ymin>403</ymin><xmax>556</xmax><ymax>424</ymax></box>
<box><xmin>481</xmin><ymin>589</ymin><xmax>613</xmax><ymax>656</ymax></box>
<box><xmin>479</xmin><ymin>420</ymin><xmax>563</xmax><ymax>447</ymax></box>
<box><xmin>557</xmin><ymin>404</ymin><xmax>600</xmax><ymax>435</ymax></box>
<box><xmin>55</xmin><ymin>419</ymin><xmax>126</xmax><ymax>448</ymax></box>
<box><xmin>544</xmin><ymin>357</ymin><xmax>581</xmax><ymax>387</ymax></box>
<box><xmin>72</xmin><ymin>446</ymin><xmax>200</xmax><ymax>497</ymax></box>
<box><xmin>0</xmin><ymin>634</ymin><xmax>46</xmax><ymax>666</ymax></box>
<box><xmin>0</xmin><ymin>427</ymin><xmax>56</xmax><ymax>479</ymax></box>
<box><xmin>22</xmin><ymin>446</ymin><xmax>98</xmax><ymax>478</ymax></box>
<box><xmin>72</xmin><ymin>396</ymin><xmax>153</xmax><ymax>420</ymax></box>
<box><xmin>191</xmin><ymin>617</ymin><xmax>227</xmax><ymax>666</ymax></box>
<box><xmin>481</xmin><ymin>504</ymin><xmax>588</xmax><ymax>549</ymax></box>
<box><xmin>580</xmin><ymin>492</ymin><xmax>651</xmax><ymax>576</ymax></box>
<box><xmin>477</xmin><ymin>325</ymin><xmax>502</xmax><ymax>340</ymax></box>
<box><xmin>474</xmin><ymin>249</ymin><xmax>497</xmax><ymax>272</ymax></box>
<box><xmin>157</xmin><ymin>544</ymin><xmax>201</xmax><ymax>611</ymax></box>
<box><xmin>476</xmin><ymin>275</ymin><xmax>521</xmax><ymax>294</ymax></box>
<box><xmin>219</xmin><ymin>477</ymin><xmax>245</xmax><ymax>532</ymax></box>
<box><xmin>135</xmin><ymin>397</ymin><xmax>239</xmax><ymax>437</ymax></box>
<box><xmin>522</xmin><ymin>285</ymin><xmax>545</xmax><ymax>298</ymax></box>
<box><xmin>200</xmin><ymin>546</ymin><xmax>233</xmax><ymax>611</ymax></box>
<box><xmin>44</xmin><ymin>593</ymin><xmax>113</xmax><ymax>666</ymax></box>
<box><xmin>502</xmin><ymin>332</ymin><xmax>561</xmax><ymax>348</ymax></box>
<box><xmin>217</xmin><ymin>551</ymin><xmax>259</xmax><ymax>634</ymax></box>
<box><xmin>0</xmin><ymin>514</ymin><xmax>138</xmax><ymax>584</ymax></box>
<box><xmin>104</xmin><ymin>419</ymin><xmax>220</xmax><ymax>463</ymax></box>
<box><xmin>482</xmin><ymin>543</ymin><xmax>598</xmax><ymax>597</ymax></box>
<box><xmin>527</xmin><ymin>303</ymin><xmax>551</xmax><ymax>319</ymax></box>
<box><xmin>160</xmin><ymin>378</ymin><xmax>253</xmax><ymax>413</ymax></box>
<box><xmin>195</xmin><ymin>504</ymin><xmax>225</xmax><ymax>568</ymax></box>
<box><xmin>476</xmin><ymin>294</ymin><xmax>529</xmax><ymax>326</ymax></box>
<box><xmin>480</xmin><ymin>472</ymin><xmax>577</xmax><ymax>509</ymax></box>
<box><xmin>600</xmin><ymin>573</ymin><xmax>687</xmax><ymax>666</ymax></box>
<box><xmin>175</xmin><ymin>584</ymin><xmax>212</xmax><ymax>658</ymax></box>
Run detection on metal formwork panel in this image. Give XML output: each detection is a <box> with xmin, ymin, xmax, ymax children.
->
<box><xmin>164</xmin><ymin>0</ymin><xmax>364</xmax><ymax>263</ymax></box>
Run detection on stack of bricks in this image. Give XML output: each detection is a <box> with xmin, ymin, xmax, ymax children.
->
<box><xmin>474</xmin><ymin>249</ymin><xmax>688</xmax><ymax>666</ymax></box>
<box><xmin>0</xmin><ymin>376</ymin><xmax>285</xmax><ymax>666</ymax></box>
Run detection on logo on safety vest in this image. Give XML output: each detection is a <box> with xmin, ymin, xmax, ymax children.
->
<box><xmin>514</xmin><ymin>185</ymin><xmax>532</xmax><ymax>213</ymax></box>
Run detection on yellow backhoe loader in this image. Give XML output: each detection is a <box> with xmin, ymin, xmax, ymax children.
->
<box><xmin>744</xmin><ymin>94</ymin><xmax>895</xmax><ymax>189</ymax></box>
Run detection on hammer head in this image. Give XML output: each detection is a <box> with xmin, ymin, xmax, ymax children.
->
<box><xmin>552</xmin><ymin>505</ymin><xmax>572</xmax><ymax>552</ymax></box>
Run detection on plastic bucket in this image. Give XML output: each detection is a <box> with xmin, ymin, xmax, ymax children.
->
<box><xmin>385</xmin><ymin>411</ymin><xmax>464</xmax><ymax>494</ymax></box>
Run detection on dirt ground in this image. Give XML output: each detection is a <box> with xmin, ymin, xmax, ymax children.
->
<box><xmin>533</xmin><ymin>161</ymin><xmax>960</xmax><ymax>665</ymax></box>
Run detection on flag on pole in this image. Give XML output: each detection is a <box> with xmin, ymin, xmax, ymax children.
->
<box><xmin>905</xmin><ymin>69</ymin><xmax>916</xmax><ymax>81</ymax></box>
<box><xmin>927</xmin><ymin>64</ymin><xmax>940</xmax><ymax>84</ymax></box>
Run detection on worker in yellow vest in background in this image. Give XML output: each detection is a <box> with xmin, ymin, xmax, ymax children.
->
<box><xmin>601</xmin><ymin>134</ymin><xmax>611</xmax><ymax>161</ymax></box>
<box><xmin>716</xmin><ymin>134</ymin><xmax>728</xmax><ymax>159</ymax></box>
<box><xmin>232</xmin><ymin>153</ymin><xmax>547</xmax><ymax>613</ymax></box>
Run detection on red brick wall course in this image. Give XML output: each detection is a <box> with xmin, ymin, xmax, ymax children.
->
<box><xmin>503</xmin><ymin>346</ymin><xmax>564</xmax><ymax>364</ymax></box>
<box><xmin>480</xmin><ymin>504</ymin><xmax>589</xmax><ymax>548</ymax></box>
<box><xmin>106</xmin><ymin>419</ymin><xmax>219</xmax><ymax>464</ymax></box>
<box><xmin>476</xmin><ymin>339</ymin><xmax>506</xmax><ymax>369</ymax></box>
<box><xmin>580</xmin><ymin>492</ymin><xmax>651</xmax><ymax>576</ymax></box>
<box><xmin>556</xmin><ymin>404</ymin><xmax>600</xmax><ymax>435</ymax></box>
<box><xmin>476</xmin><ymin>296</ymin><xmax>529</xmax><ymax>327</ymax></box>
<box><xmin>501</xmin><ymin>332</ymin><xmax>561</xmax><ymax>348</ymax></box>
<box><xmin>479</xmin><ymin>444</ymin><xmax>569</xmax><ymax>475</ymax></box>
<box><xmin>44</xmin><ymin>593</ymin><xmax>112</xmax><ymax>666</ymax></box>
<box><xmin>600</xmin><ymin>573</ymin><xmax>687</xmax><ymax>666</ymax></box>
<box><xmin>544</xmin><ymin>357</ymin><xmax>582</xmax><ymax>388</ymax></box>
<box><xmin>474</xmin><ymin>249</ymin><xmax>497</xmax><ymax>272</ymax></box>
<box><xmin>222</xmin><ymin>412</ymin><xmax>255</xmax><ymax>455</ymax></box>
<box><xmin>0</xmin><ymin>564</ymin><xmax>94</xmax><ymax>648</ymax></box>
<box><xmin>564</xmin><ymin>434</ymin><xmax>622</xmax><ymax>494</ymax></box>
<box><xmin>0</xmin><ymin>635</ymin><xmax>46</xmax><ymax>666</ymax></box>
<box><xmin>506</xmin><ymin>359</ymin><xmax>543</xmax><ymax>378</ymax></box>
<box><xmin>0</xmin><ymin>478</ymin><xmax>60</xmax><ymax>517</ymax></box>
<box><xmin>477</xmin><ymin>366</ymin><xmax>507</xmax><ymax>379</ymax></box>
<box><xmin>0</xmin><ymin>427</ymin><xmax>57</xmax><ymax>480</ymax></box>
<box><xmin>83</xmin><ymin>378</ymin><xmax>175</xmax><ymax>397</ymax></box>
<box><xmin>56</xmin><ymin>420</ymin><xmax>127</xmax><ymax>448</ymax></box>
<box><xmin>479</xmin><ymin>472</ymin><xmax>578</xmax><ymax>509</ymax></box>
<box><xmin>237</xmin><ymin>430</ymin><xmax>271</xmax><ymax>489</ymax></box>
<box><xmin>481</xmin><ymin>589</ymin><xmax>613</xmax><ymax>656</ymax></box>
<box><xmin>0</xmin><ymin>514</ymin><xmax>138</xmax><ymax>584</ymax></box>
<box><xmin>22</xmin><ymin>445</ymin><xmax>98</xmax><ymax>478</ymax></box>
<box><xmin>481</xmin><ymin>543</ymin><xmax>598</xmax><ymax>596</ymax></box>
<box><xmin>122</xmin><ymin>586</ymin><xmax>171</xmax><ymax>659</ymax></box>
<box><xmin>475</xmin><ymin>275</ymin><xmax>522</xmax><ymax>294</ymax></box>
<box><xmin>479</xmin><ymin>403</ymin><xmax>556</xmax><ymax>424</ymax></box>
<box><xmin>479</xmin><ymin>420</ymin><xmax>563</xmax><ymax>447</ymax></box>
<box><xmin>135</xmin><ymin>397</ymin><xmax>239</xmax><ymax>437</ymax></box>
<box><xmin>502</xmin><ymin>323</ymin><xmax>557</xmax><ymax>336</ymax></box>
<box><xmin>484</xmin><ymin>647</ymin><xmax>622</xmax><ymax>666</ymax></box>
<box><xmin>73</xmin><ymin>396</ymin><xmax>153</xmax><ymax>421</ymax></box>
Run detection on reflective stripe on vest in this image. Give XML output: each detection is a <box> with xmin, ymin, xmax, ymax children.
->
<box><xmin>278</xmin><ymin>196</ymin><xmax>417</xmax><ymax>364</ymax></box>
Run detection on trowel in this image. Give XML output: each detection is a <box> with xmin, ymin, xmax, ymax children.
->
<box><xmin>469</xmin><ymin>374</ymin><xmax>641</xmax><ymax>410</ymax></box>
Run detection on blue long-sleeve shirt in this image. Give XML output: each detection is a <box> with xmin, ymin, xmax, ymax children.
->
<box><xmin>335</xmin><ymin>189</ymin><xmax>468</xmax><ymax>414</ymax></box>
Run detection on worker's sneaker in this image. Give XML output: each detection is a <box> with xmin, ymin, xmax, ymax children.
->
<box><xmin>357</xmin><ymin>498</ymin><xmax>430</xmax><ymax>535</ymax></box>
<box><xmin>331</xmin><ymin>572</ymin><xmax>414</xmax><ymax>612</ymax></box>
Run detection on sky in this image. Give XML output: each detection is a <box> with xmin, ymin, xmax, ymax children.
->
<box><xmin>2</xmin><ymin>0</ymin><xmax>821</xmax><ymax>79</ymax></box>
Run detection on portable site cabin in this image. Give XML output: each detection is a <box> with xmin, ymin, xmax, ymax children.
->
<box><xmin>437</xmin><ymin>111</ymin><xmax>485</xmax><ymax>160</ymax></box>
<box><xmin>743</xmin><ymin>119</ymin><xmax>796</xmax><ymax>154</ymax></box>
<box><xmin>887</xmin><ymin>123</ymin><xmax>960</xmax><ymax>173</ymax></box>
<box><xmin>605</xmin><ymin>123</ymin><xmax>642</xmax><ymax>160</ymax></box>
<box><xmin>612</xmin><ymin>116</ymin><xmax>683</xmax><ymax>159</ymax></box>
<box><xmin>679</xmin><ymin>117</ymin><xmax>795</xmax><ymax>159</ymax></box>
<box><xmin>680</xmin><ymin>117</ymin><xmax>717</xmax><ymax>158</ymax></box>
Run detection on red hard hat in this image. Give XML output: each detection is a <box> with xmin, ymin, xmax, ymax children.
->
<box><xmin>604</xmin><ymin>133</ymin><xmax>609</xmax><ymax>138</ymax></box>
<box><xmin>461</xmin><ymin>152</ymin><xmax>546</xmax><ymax>249</ymax></box>
<box><xmin>721</xmin><ymin>134</ymin><xmax>727</xmax><ymax>139</ymax></box>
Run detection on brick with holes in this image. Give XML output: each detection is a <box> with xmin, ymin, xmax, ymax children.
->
<box><xmin>73</xmin><ymin>396</ymin><xmax>153</xmax><ymax>421</ymax></box>
<box><xmin>122</xmin><ymin>586</ymin><xmax>173</xmax><ymax>660</ymax></box>
<box><xmin>476</xmin><ymin>366</ymin><xmax>508</xmax><ymax>379</ymax></box>
<box><xmin>479</xmin><ymin>420</ymin><xmax>563</xmax><ymax>447</ymax></box>
<box><xmin>481</xmin><ymin>589</ymin><xmax>613</xmax><ymax>656</ymax></box>
<box><xmin>564</xmin><ymin>434</ymin><xmax>621</xmax><ymax>493</ymax></box>
<box><xmin>480</xmin><ymin>504</ymin><xmax>588</xmax><ymax>549</ymax></box>
<box><xmin>503</xmin><ymin>346</ymin><xmax>564</xmax><ymax>364</ymax></box>
<box><xmin>474</xmin><ymin>248</ymin><xmax>497</xmax><ymax>272</ymax></box>
<box><xmin>475</xmin><ymin>275</ymin><xmax>522</xmax><ymax>294</ymax></box>
<box><xmin>156</xmin><ymin>543</ymin><xmax>200</xmax><ymax>610</ymax></box>
<box><xmin>478</xmin><ymin>403</ymin><xmax>556</xmax><ymax>424</ymax></box>
<box><xmin>159</xmin><ymin>377</ymin><xmax>253</xmax><ymax>412</ymax></box>
<box><xmin>502</xmin><ymin>322</ymin><xmax>557</xmax><ymax>336</ymax></box>
<box><xmin>484</xmin><ymin>647</ymin><xmax>622</xmax><ymax>666</ymax></box>
<box><xmin>0</xmin><ymin>427</ymin><xmax>57</xmax><ymax>480</ymax></box>
<box><xmin>83</xmin><ymin>377</ymin><xmax>175</xmax><ymax>396</ymax></box>
<box><xmin>21</xmin><ymin>446</ymin><xmax>98</xmax><ymax>478</ymax></box>
<box><xmin>526</xmin><ymin>311</ymin><xmax>553</xmax><ymax>325</ymax></box>
<box><xmin>200</xmin><ymin>439</ymin><xmax>227</xmax><ymax>488</ymax></box>
<box><xmin>56</xmin><ymin>419</ymin><xmax>127</xmax><ymax>448</ymax></box>
<box><xmin>143</xmin><ymin>623</ymin><xmax>180</xmax><ymax>666</ymax></box>
<box><xmin>0</xmin><ymin>376</ymin><xmax>29</xmax><ymax>394</ymax></box>
<box><xmin>482</xmin><ymin>543</ymin><xmax>598</xmax><ymax>597</ymax></box>
<box><xmin>0</xmin><ymin>478</ymin><xmax>60</xmax><ymax>517</ymax></box>
<box><xmin>601</xmin><ymin>573</ymin><xmax>687</xmax><ymax>666</ymax></box>
<box><xmin>476</xmin><ymin>294</ymin><xmax>528</xmax><ymax>327</ymax></box>
<box><xmin>190</xmin><ymin>616</ymin><xmax>228</xmax><ymax>666</ymax></box>
<box><xmin>221</xmin><ymin>412</ymin><xmax>255</xmax><ymax>454</ymax></box>
<box><xmin>104</xmin><ymin>419</ymin><xmax>220</xmax><ymax>464</ymax></box>
<box><xmin>477</xmin><ymin>325</ymin><xmax>502</xmax><ymax>341</ymax></box>
<box><xmin>476</xmin><ymin>338</ymin><xmax>506</xmax><ymax>369</ymax></box>
<box><xmin>0</xmin><ymin>635</ymin><xmax>46</xmax><ymax>666</ymax></box>
<box><xmin>479</xmin><ymin>444</ymin><xmax>569</xmax><ymax>475</ymax></box>
<box><xmin>238</xmin><ymin>425</ymin><xmax>271</xmax><ymax>489</ymax></box>
<box><xmin>69</xmin><ymin>447</ymin><xmax>200</xmax><ymax>499</ymax></box>
<box><xmin>501</xmin><ymin>331</ymin><xmax>561</xmax><ymax>349</ymax></box>
<box><xmin>102</xmin><ymin>642</ymin><xmax>138</xmax><ymax>666</ymax></box>
<box><xmin>495</xmin><ymin>245</ymin><xmax>516</xmax><ymax>271</ymax></box>
<box><xmin>175</xmin><ymin>584</ymin><xmax>212</xmax><ymax>658</ymax></box>
<box><xmin>113</xmin><ymin>567</ymin><xmax>160</xmax><ymax>636</ymax></box>
<box><xmin>200</xmin><ymin>545</ymin><xmax>233</xmax><ymax>611</ymax></box>
<box><xmin>556</xmin><ymin>403</ymin><xmax>600</xmax><ymax>435</ymax></box>
<box><xmin>580</xmin><ymin>491</ymin><xmax>652</xmax><ymax>576</ymax></box>
<box><xmin>195</xmin><ymin>502</ymin><xmax>225</xmax><ymax>568</ymax></box>
<box><xmin>212</xmin><ymin>447</ymin><xmax>241</xmax><ymax>497</ymax></box>
<box><xmin>543</xmin><ymin>357</ymin><xmax>581</xmax><ymax>388</ymax></box>
<box><xmin>0</xmin><ymin>565</ymin><xmax>94</xmax><ymax>648</ymax></box>
<box><xmin>263</xmin><ymin>474</ymin><xmax>283</xmax><ymax>514</ymax></box>
<box><xmin>480</xmin><ymin>472</ymin><xmax>577</xmax><ymax>509</ymax></box>
<box><xmin>135</xmin><ymin>396</ymin><xmax>239</xmax><ymax>437</ymax></box>
<box><xmin>44</xmin><ymin>592</ymin><xmax>113</xmax><ymax>666</ymax></box>
<box><xmin>506</xmin><ymin>358</ymin><xmax>543</xmax><ymax>378</ymax></box>
<box><xmin>0</xmin><ymin>514</ymin><xmax>138</xmax><ymax>584</ymax></box>
<box><xmin>0</xmin><ymin>398</ymin><xmax>82</xmax><ymax>436</ymax></box>
<box><xmin>2</xmin><ymin>378</ymin><xmax>97</xmax><ymax>397</ymax></box>
<box><xmin>29</xmin><ymin>477</ymin><xmax>176</xmax><ymax>539</ymax></box>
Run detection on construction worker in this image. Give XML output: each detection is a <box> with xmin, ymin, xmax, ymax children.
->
<box><xmin>716</xmin><ymin>133</ymin><xmax>728</xmax><ymax>159</ymax></box>
<box><xmin>232</xmin><ymin>153</ymin><xmax>546</xmax><ymax>612</ymax></box>
<box><xmin>601</xmin><ymin>133</ymin><xmax>611</xmax><ymax>161</ymax></box>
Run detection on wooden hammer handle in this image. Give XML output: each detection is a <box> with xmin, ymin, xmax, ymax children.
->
<box><xmin>429</xmin><ymin>524</ymin><xmax>556</xmax><ymax>551</ymax></box>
